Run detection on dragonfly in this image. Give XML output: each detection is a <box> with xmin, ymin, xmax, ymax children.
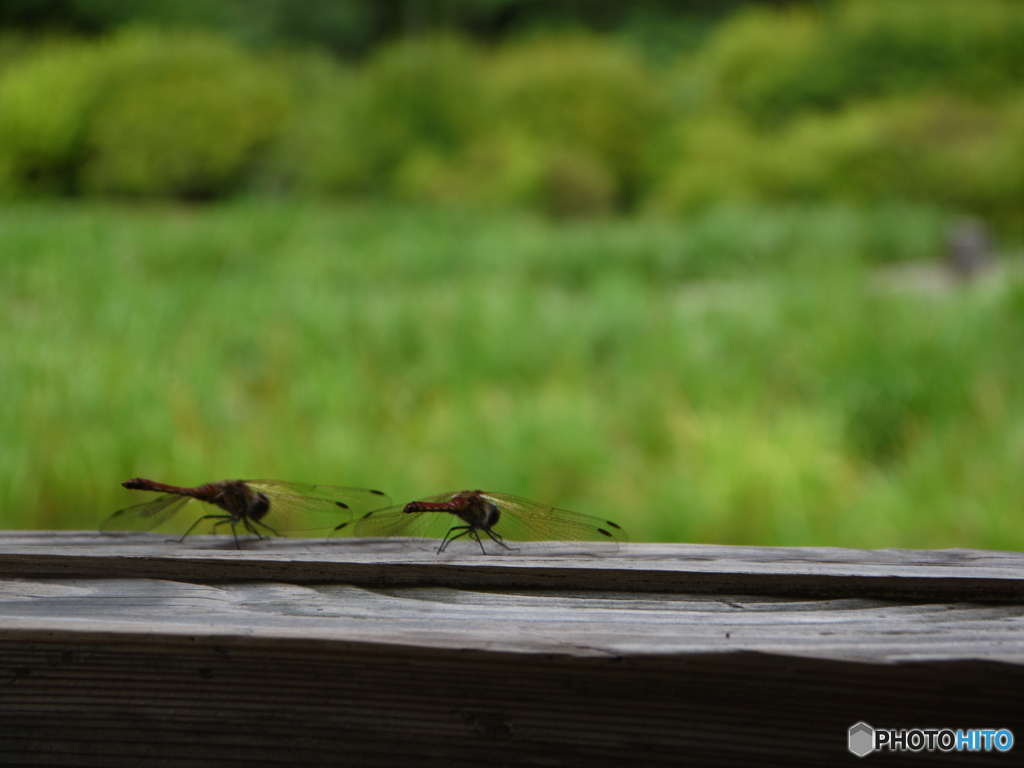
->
<box><xmin>330</xmin><ymin>489</ymin><xmax>627</xmax><ymax>555</ymax></box>
<box><xmin>103</xmin><ymin>478</ymin><xmax>390</xmax><ymax>548</ymax></box>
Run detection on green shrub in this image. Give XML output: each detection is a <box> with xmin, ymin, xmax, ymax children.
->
<box><xmin>647</xmin><ymin>115</ymin><xmax>764</xmax><ymax>213</ymax></box>
<box><xmin>797</xmin><ymin>95</ymin><xmax>1024</xmax><ymax>230</ymax></box>
<box><xmin>81</xmin><ymin>29</ymin><xmax>289</xmax><ymax>197</ymax></box>
<box><xmin>238</xmin><ymin>52</ymin><xmax>375</xmax><ymax>195</ymax></box>
<box><xmin>690</xmin><ymin>6</ymin><xmax>836</xmax><ymax>124</ymax></box>
<box><xmin>3</xmin><ymin>8</ymin><xmax>1023</xmax><ymax>221</ymax></box>
<box><xmin>350</xmin><ymin>33</ymin><xmax>655</xmax><ymax>216</ymax></box>
<box><xmin>687</xmin><ymin>0</ymin><xmax>1024</xmax><ymax>126</ymax></box>
<box><xmin>654</xmin><ymin>94</ymin><xmax>1024</xmax><ymax>233</ymax></box>
<box><xmin>387</xmin><ymin>131</ymin><xmax>541</xmax><ymax>208</ymax></box>
<box><xmin>361</xmin><ymin>35</ymin><xmax>485</xmax><ymax>177</ymax></box>
<box><xmin>905</xmin><ymin>97</ymin><xmax>1024</xmax><ymax>227</ymax></box>
<box><xmin>389</xmin><ymin>134</ymin><xmax>621</xmax><ymax>218</ymax></box>
<box><xmin>489</xmin><ymin>34</ymin><xmax>664</xmax><ymax>207</ymax></box>
<box><xmin>0</xmin><ymin>40</ymin><xmax>105</xmax><ymax>195</ymax></box>
<box><xmin>0</xmin><ymin>31</ymin><xmax>38</xmax><ymax>76</ymax></box>
<box><xmin>833</xmin><ymin>0</ymin><xmax>1024</xmax><ymax>100</ymax></box>
<box><xmin>0</xmin><ymin>28</ymin><xmax>289</xmax><ymax>198</ymax></box>
<box><xmin>535</xmin><ymin>148</ymin><xmax>617</xmax><ymax>219</ymax></box>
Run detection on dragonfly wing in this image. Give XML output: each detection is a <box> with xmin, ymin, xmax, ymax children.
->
<box><xmin>330</xmin><ymin>504</ymin><xmax>461</xmax><ymax>540</ymax></box>
<box><xmin>100</xmin><ymin>494</ymin><xmax>193</xmax><ymax>533</ymax></box>
<box><xmin>480</xmin><ymin>493</ymin><xmax>627</xmax><ymax>552</ymax></box>
<box><xmin>246</xmin><ymin>481</ymin><xmax>391</xmax><ymax>514</ymax></box>
<box><xmin>253</xmin><ymin>493</ymin><xmax>359</xmax><ymax>535</ymax></box>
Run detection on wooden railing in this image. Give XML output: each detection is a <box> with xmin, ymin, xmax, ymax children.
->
<box><xmin>1</xmin><ymin>532</ymin><xmax>1022</xmax><ymax>765</ymax></box>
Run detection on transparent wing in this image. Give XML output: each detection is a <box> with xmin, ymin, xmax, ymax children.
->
<box><xmin>239</xmin><ymin>482</ymin><xmax>391</xmax><ymax>535</ymax></box>
<box><xmin>329</xmin><ymin>503</ymin><xmax>458</xmax><ymax>540</ymax></box>
<box><xmin>100</xmin><ymin>494</ymin><xmax>194</xmax><ymax>533</ymax></box>
<box><xmin>481</xmin><ymin>493</ymin><xmax>628</xmax><ymax>545</ymax></box>
<box><xmin>249</xmin><ymin>493</ymin><xmax>363</xmax><ymax>535</ymax></box>
<box><xmin>245</xmin><ymin>481</ymin><xmax>390</xmax><ymax>513</ymax></box>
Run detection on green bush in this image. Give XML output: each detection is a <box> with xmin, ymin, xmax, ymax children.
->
<box><xmin>0</xmin><ymin>40</ymin><xmax>105</xmax><ymax>195</ymax></box>
<box><xmin>689</xmin><ymin>6</ymin><xmax>836</xmax><ymax>125</ymax></box>
<box><xmin>654</xmin><ymin>94</ymin><xmax>1024</xmax><ymax>232</ymax></box>
<box><xmin>256</xmin><ymin>53</ymin><xmax>376</xmax><ymax>195</ymax></box>
<box><xmin>386</xmin><ymin>131</ymin><xmax>543</xmax><ymax>209</ymax></box>
<box><xmin>2</xmin><ymin>7</ymin><xmax>1023</xmax><ymax>222</ymax></box>
<box><xmin>833</xmin><ymin>0</ymin><xmax>1024</xmax><ymax>100</ymax></box>
<box><xmin>0</xmin><ymin>28</ymin><xmax>289</xmax><ymax>198</ymax></box>
<box><xmin>489</xmin><ymin>34</ymin><xmax>664</xmax><ymax>208</ymax></box>
<box><xmin>338</xmin><ymin>33</ymin><xmax>659</xmax><ymax>216</ymax></box>
<box><xmin>81</xmin><ymin>29</ymin><xmax>289</xmax><ymax>197</ymax></box>
<box><xmin>0</xmin><ymin>31</ymin><xmax>37</xmax><ymax>76</ymax></box>
<box><xmin>362</xmin><ymin>35</ymin><xmax>485</xmax><ymax>177</ymax></box>
<box><xmin>388</xmin><ymin>134</ymin><xmax>622</xmax><ymax>218</ymax></box>
<box><xmin>647</xmin><ymin>115</ymin><xmax>764</xmax><ymax>213</ymax></box>
<box><xmin>797</xmin><ymin>95</ymin><xmax>1024</xmax><ymax>231</ymax></box>
<box><xmin>688</xmin><ymin>0</ymin><xmax>1024</xmax><ymax>126</ymax></box>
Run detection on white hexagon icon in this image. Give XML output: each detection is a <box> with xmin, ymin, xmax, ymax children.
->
<box><xmin>848</xmin><ymin>722</ymin><xmax>875</xmax><ymax>757</ymax></box>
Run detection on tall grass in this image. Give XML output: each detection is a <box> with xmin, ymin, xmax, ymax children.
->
<box><xmin>2</xmin><ymin>201</ymin><xmax>1023</xmax><ymax>549</ymax></box>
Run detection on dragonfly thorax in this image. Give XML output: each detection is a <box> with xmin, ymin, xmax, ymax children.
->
<box><xmin>210</xmin><ymin>480</ymin><xmax>269</xmax><ymax>521</ymax></box>
<box><xmin>457</xmin><ymin>495</ymin><xmax>501</xmax><ymax>531</ymax></box>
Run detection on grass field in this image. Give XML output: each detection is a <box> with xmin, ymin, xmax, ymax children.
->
<box><xmin>2</xmin><ymin>200</ymin><xmax>1023</xmax><ymax>549</ymax></box>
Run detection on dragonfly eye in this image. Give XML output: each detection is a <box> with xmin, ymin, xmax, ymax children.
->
<box><xmin>247</xmin><ymin>492</ymin><xmax>271</xmax><ymax>522</ymax></box>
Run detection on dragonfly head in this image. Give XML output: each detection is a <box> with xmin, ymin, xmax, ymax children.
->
<box><xmin>246</xmin><ymin>492</ymin><xmax>271</xmax><ymax>522</ymax></box>
<box><xmin>482</xmin><ymin>499</ymin><xmax>500</xmax><ymax>529</ymax></box>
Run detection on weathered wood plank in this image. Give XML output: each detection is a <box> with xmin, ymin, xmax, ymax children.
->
<box><xmin>0</xmin><ymin>637</ymin><xmax>1019</xmax><ymax>766</ymax></box>
<box><xmin>2</xmin><ymin>533</ymin><xmax>1023</xmax><ymax>765</ymax></box>
<box><xmin>2</xmin><ymin>577</ymin><xmax>1024</xmax><ymax>665</ymax></box>
<box><xmin>1</xmin><ymin>531</ymin><xmax>1023</xmax><ymax>600</ymax></box>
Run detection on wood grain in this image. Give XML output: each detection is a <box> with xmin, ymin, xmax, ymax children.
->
<box><xmin>1</xmin><ymin>532</ymin><xmax>1022</xmax><ymax>766</ymax></box>
<box><xmin>2</xmin><ymin>577</ymin><xmax>1024</xmax><ymax>665</ymax></box>
<box><xmin>0</xmin><ymin>635</ymin><xmax>1020</xmax><ymax>766</ymax></box>
<box><xmin>1</xmin><ymin>531</ymin><xmax>1023</xmax><ymax>600</ymax></box>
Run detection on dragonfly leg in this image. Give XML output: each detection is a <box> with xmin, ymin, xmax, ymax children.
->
<box><xmin>178</xmin><ymin>514</ymin><xmax>228</xmax><ymax>542</ymax></box>
<box><xmin>481</xmin><ymin>526</ymin><xmax>518</xmax><ymax>553</ymax></box>
<box><xmin>236</xmin><ymin>517</ymin><xmax>266</xmax><ymax>548</ymax></box>
<box><xmin>207</xmin><ymin>517</ymin><xmax>242</xmax><ymax>548</ymax></box>
<box><xmin>235</xmin><ymin>516</ymin><xmax>279</xmax><ymax>546</ymax></box>
<box><xmin>251</xmin><ymin>518</ymin><xmax>282</xmax><ymax>538</ymax></box>
<box><xmin>470</xmin><ymin>530</ymin><xmax>487</xmax><ymax>556</ymax></box>
<box><xmin>437</xmin><ymin>525</ymin><xmax>473</xmax><ymax>554</ymax></box>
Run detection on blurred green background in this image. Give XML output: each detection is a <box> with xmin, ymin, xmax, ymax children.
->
<box><xmin>2</xmin><ymin>0</ymin><xmax>1024</xmax><ymax>548</ymax></box>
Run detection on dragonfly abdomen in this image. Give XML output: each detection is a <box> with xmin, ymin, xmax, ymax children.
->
<box><xmin>403</xmin><ymin>499</ymin><xmax>465</xmax><ymax>514</ymax></box>
<box><xmin>122</xmin><ymin>478</ymin><xmax>202</xmax><ymax>496</ymax></box>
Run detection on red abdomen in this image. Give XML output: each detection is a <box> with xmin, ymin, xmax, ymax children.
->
<box><xmin>122</xmin><ymin>478</ymin><xmax>219</xmax><ymax>501</ymax></box>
